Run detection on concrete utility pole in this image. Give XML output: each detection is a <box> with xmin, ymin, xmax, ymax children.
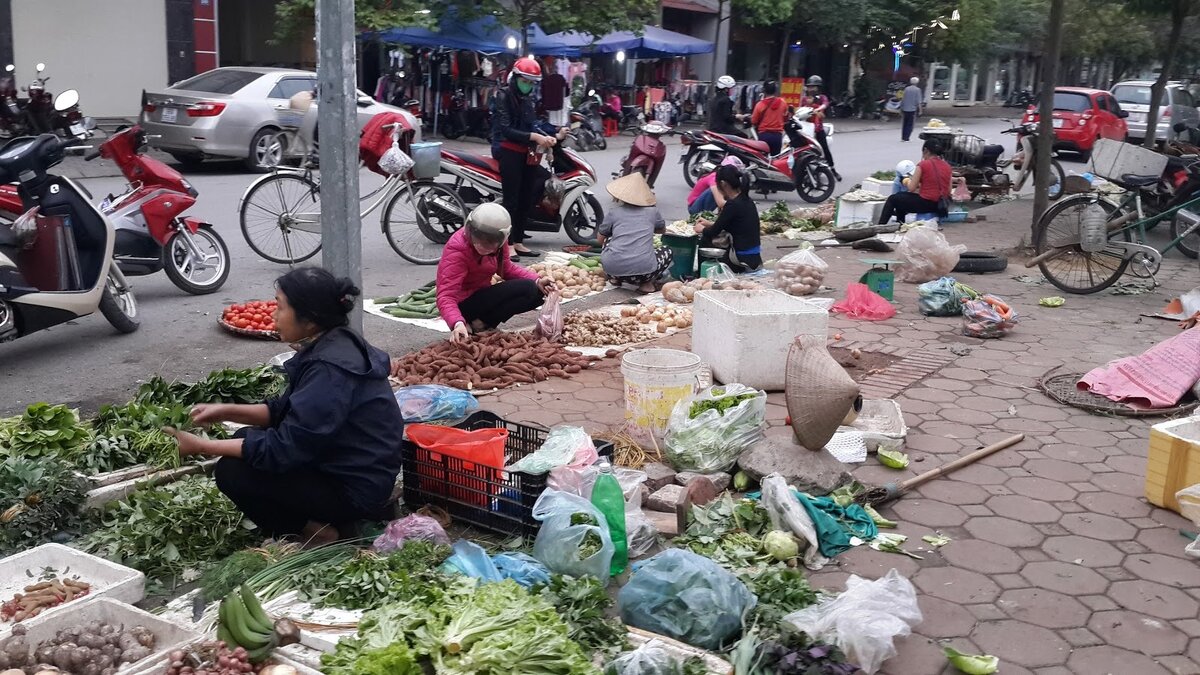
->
<box><xmin>316</xmin><ymin>0</ymin><xmax>363</xmax><ymax>333</ymax></box>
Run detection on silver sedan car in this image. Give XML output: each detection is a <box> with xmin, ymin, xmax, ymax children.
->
<box><xmin>141</xmin><ymin>66</ymin><xmax>420</xmax><ymax>171</ymax></box>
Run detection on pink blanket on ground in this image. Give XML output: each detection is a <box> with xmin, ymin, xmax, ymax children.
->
<box><xmin>1078</xmin><ymin>326</ymin><xmax>1200</xmax><ymax>409</ymax></box>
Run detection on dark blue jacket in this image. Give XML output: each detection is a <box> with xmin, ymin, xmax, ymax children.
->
<box><xmin>242</xmin><ymin>327</ymin><xmax>403</xmax><ymax>511</ymax></box>
<box><xmin>490</xmin><ymin>85</ymin><xmax>556</xmax><ymax>156</ymax></box>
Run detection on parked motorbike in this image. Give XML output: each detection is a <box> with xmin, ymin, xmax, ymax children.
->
<box><xmin>620</xmin><ymin>104</ymin><xmax>645</xmax><ymax>132</ymax></box>
<box><xmin>434</xmin><ymin>134</ymin><xmax>604</xmax><ymax>244</ymax></box>
<box><xmin>877</xmin><ymin>88</ymin><xmax>903</xmax><ymax>120</ymax></box>
<box><xmin>922</xmin><ymin>122</ymin><xmax>1065</xmax><ymax>202</ymax></box>
<box><xmin>827</xmin><ymin>93</ymin><xmax>855</xmax><ymax>120</ymax></box>
<box><xmin>0</xmin><ymin>117</ymin><xmax>140</xmax><ymax>342</ymax></box>
<box><xmin>1004</xmin><ymin>89</ymin><xmax>1036</xmax><ymax>108</ymax></box>
<box><xmin>616</xmin><ymin>121</ymin><xmax>674</xmax><ymax>187</ymax></box>
<box><xmin>568</xmin><ymin>91</ymin><xmax>606</xmax><ymax>152</ymax></box>
<box><xmin>679</xmin><ymin>107</ymin><xmax>836</xmax><ymax>203</ymax></box>
<box><xmin>0</xmin><ymin>65</ymin><xmax>22</xmax><ymax>139</ymax></box>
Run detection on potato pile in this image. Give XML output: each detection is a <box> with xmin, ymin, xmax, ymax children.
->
<box><xmin>620</xmin><ymin>304</ymin><xmax>693</xmax><ymax>332</ymax></box>
<box><xmin>661</xmin><ymin>278</ymin><xmax>762</xmax><ymax>303</ymax></box>
<box><xmin>390</xmin><ymin>331</ymin><xmax>594</xmax><ymax>390</ymax></box>
<box><xmin>773</xmin><ymin>252</ymin><xmax>826</xmax><ymax>296</ymax></box>
<box><xmin>0</xmin><ymin>621</ymin><xmax>157</xmax><ymax>674</ymax></box>
<box><xmin>563</xmin><ymin>312</ymin><xmax>653</xmax><ymax>347</ymax></box>
<box><xmin>529</xmin><ymin>263</ymin><xmax>606</xmax><ymax>299</ymax></box>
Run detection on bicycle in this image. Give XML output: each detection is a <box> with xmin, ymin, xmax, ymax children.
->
<box><xmin>237</xmin><ymin>122</ymin><xmax>467</xmax><ymax>266</ymax></box>
<box><xmin>1028</xmin><ymin>160</ymin><xmax>1200</xmax><ymax>294</ymax></box>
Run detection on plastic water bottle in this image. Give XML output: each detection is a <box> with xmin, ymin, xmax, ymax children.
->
<box><xmin>591</xmin><ymin>459</ymin><xmax>628</xmax><ymax>576</ymax></box>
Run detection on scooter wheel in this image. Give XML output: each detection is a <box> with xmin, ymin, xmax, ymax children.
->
<box><xmin>594</xmin><ymin>136</ymin><xmax>607</xmax><ymax>151</ymax></box>
<box><xmin>162</xmin><ymin>226</ymin><xmax>231</xmax><ymax>295</ymax></box>
<box><xmin>99</xmin><ymin>271</ymin><xmax>139</xmax><ymax>334</ymax></box>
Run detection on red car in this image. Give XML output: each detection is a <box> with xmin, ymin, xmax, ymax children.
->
<box><xmin>1020</xmin><ymin>87</ymin><xmax>1129</xmax><ymax>155</ymax></box>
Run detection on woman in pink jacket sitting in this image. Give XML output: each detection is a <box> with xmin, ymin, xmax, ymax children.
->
<box><xmin>436</xmin><ymin>203</ymin><xmax>554</xmax><ymax>343</ymax></box>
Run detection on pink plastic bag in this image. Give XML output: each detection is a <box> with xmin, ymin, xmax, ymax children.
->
<box><xmin>536</xmin><ymin>290</ymin><xmax>563</xmax><ymax>341</ymax></box>
<box><xmin>831</xmin><ymin>283</ymin><xmax>896</xmax><ymax>321</ymax></box>
<box><xmin>371</xmin><ymin>513</ymin><xmax>451</xmax><ymax>553</ymax></box>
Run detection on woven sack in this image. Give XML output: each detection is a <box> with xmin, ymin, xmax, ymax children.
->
<box><xmin>785</xmin><ymin>334</ymin><xmax>860</xmax><ymax>451</ymax></box>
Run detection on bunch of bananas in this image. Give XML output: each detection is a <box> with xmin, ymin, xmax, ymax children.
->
<box><xmin>217</xmin><ymin>585</ymin><xmax>300</xmax><ymax>663</ymax></box>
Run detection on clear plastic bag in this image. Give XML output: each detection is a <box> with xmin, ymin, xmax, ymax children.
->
<box><xmin>961</xmin><ymin>295</ymin><xmax>1018</xmax><ymax>338</ymax></box>
<box><xmin>916</xmin><ymin>276</ymin><xmax>977</xmax><ymax>316</ymax></box>
<box><xmin>492</xmin><ymin>552</ymin><xmax>552</xmax><ymax>588</ymax></box>
<box><xmin>378</xmin><ymin>130</ymin><xmax>415</xmax><ymax>176</ymax></box>
<box><xmin>547</xmin><ymin>466</ymin><xmax>658</xmax><ymax>559</ymax></box>
<box><xmin>507</xmin><ymin>425</ymin><xmax>597</xmax><ymax>475</ymax></box>
<box><xmin>603</xmin><ymin>643</ymin><xmax>689</xmax><ymax>675</ymax></box>
<box><xmin>704</xmin><ymin>262</ymin><xmax>736</xmax><ymax>283</ymax></box>
<box><xmin>532</xmin><ymin>490</ymin><xmax>615</xmax><ymax>583</ymax></box>
<box><xmin>371</xmin><ymin>513</ymin><xmax>451</xmax><ymax>553</ymax></box>
<box><xmin>830</xmin><ymin>283</ymin><xmax>896</xmax><ymax>321</ymax></box>
<box><xmin>664</xmin><ymin>384</ymin><xmax>767</xmax><ymax>473</ymax></box>
<box><xmin>784</xmin><ymin>568</ymin><xmax>923</xmax><ymax>674</ymax></box>
<box><xmin>441</xmin><ymin>539</ymin><xmax>502</xmax><ymax>582</ymax></box>
<box><xmin>896</xmin><ymin>225</ymin><xmax>965</xmax><ymax>283</ymax></box>
<box><xmin>536</xmin><ymin>289</ymin><xmax>564</xmax><ymax>342</ymax></box>
<box><xmin>393</xmin><ymin>385</ymin><xmax>479</xmax><ymax>422</ymax></box>
<box><xmin>762</xmin><ymin>474</ymin><xmax>825</xmax><ymax>570</ymax></box>
<box><xmin>773</xmin><ymin>248</ymin><xmax>827</xmax><ymax>296</ymax></box>
<box><xmin>616</xmin><ymin>548</ymin><xmax>756</xmax><ymax>650</ymax></box>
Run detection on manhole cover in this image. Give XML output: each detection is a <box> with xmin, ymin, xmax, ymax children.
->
<box><xmin>1038</xmin><ymin>367</ymin><xmax>1199</xmax><ymax>417</ymax></box>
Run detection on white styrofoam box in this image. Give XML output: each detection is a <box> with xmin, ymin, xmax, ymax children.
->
<box><xmin>834</xmin><ymin>198</ymin><xmax>887</xmax><ymax>227</ymax></box>
<box><xmin>692</xmin><ymin>289</ymin><xmax>829</xmax><ymax>391</ymax></box>
<box><xmin>0</xmin><ymin>543</ymin><xmax>145</xmax><ymax>640</ymax></box>
<box><xmin>17</xmin><ymin>596</ymin><xmax>198</xmax><ymax>673</ymax></box>
<box><xmin>838</xmin><ymin>399</ymin><xmax>908</xmax><ymax>453</ymax></box>
<box><xmin>859</xmin><ymin>176</ymin><xmax>894</xmax><ymax>196</ymax></box>
<box><xmin>1088</xmin><ymin>138</ymin><xmax>1168</xmax><ymax>183</ymax></box>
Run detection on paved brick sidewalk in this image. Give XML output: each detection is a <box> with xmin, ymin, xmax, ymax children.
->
<box><xmin>482</xmin><ymin>199</ymin><xmax>1200</xmax><ymax>674</ymax></box>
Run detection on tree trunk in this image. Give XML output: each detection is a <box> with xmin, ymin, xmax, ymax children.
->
<box><xmin>1032</xmin><ymin>0</ymin><xmax>1066</xmax><ymax>239</ymax></box>
<box><xmin>777</xmin><ymin>25</ymin><xmax>791</xmax><ymax>80</ymax></box>
<box><xmin>1143</xmin><ymin>0</ymin><xmax>1188</xmax><ymax>148</ymax></box>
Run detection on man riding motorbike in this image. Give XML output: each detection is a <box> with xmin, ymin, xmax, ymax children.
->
<box><xmin>707</xmin><ymin>75</ymin><xmax>745</xmax><ymax>138</ymax></box>
<box><xmin>490</xmin><ymin>57</ymin><xmax>565</xmax><ymax>259</ymax></box>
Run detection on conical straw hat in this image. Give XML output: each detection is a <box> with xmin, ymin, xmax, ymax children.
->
<box><xmin>606</xmin><ymin>172</ymin><xmax>657</xmax><ymax>207</ymax></box>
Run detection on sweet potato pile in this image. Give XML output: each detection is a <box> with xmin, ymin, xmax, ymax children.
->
<box><xmin>0</xmin><ymin>578</ymin><xmax>91</xmax><ymax>623</ymax></box>
<box><xmin>391</xmin><ymin>332</ymin><xmax>595</xmax><ymax>391</ymax></box>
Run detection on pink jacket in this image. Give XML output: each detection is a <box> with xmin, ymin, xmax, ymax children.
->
<box><xmin>436</xmin><ymin>228</ymin><xmax>539</xmax><ymax>328</ymax></box>
<box><xmin>688</xmin><ymin>173</ymin><xmax>717</xmax><ymax>206</ymax></box>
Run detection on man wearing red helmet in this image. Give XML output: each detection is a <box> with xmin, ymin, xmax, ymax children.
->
<box><xmin>490</xmin><ymin>56</ymin><xmax>565</xmax><ymax>258</ymax></box>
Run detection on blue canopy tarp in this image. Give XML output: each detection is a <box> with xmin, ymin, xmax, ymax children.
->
<box><xmin>543</xmin><ymin>25</ymin><xmax>713</xmax><ymax>57</ymax></box>
<box><xmin>372</xmin><ymin>18</ymin><xmax>583</xmax><ymax>56</ymax></box>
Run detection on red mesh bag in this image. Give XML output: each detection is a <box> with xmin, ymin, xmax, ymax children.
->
<box><xmin>359</xmin><ymin>112</ymin><xmax>415</xmax><ymax>177</ymax></box>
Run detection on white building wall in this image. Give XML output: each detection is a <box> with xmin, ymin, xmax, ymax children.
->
<box><xmin>12</xmin><ymin>0</ymin><xmax>169</xmax><ymax>119</ymax></box>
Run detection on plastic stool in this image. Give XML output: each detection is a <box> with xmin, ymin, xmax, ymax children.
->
<box><xmin>604</xmin><ymin>118</ymin><xmax>619</xmax><ymax>137</ymax></box>
<box><xmin>907</xmin><ymin>212</ymin><xmax>940</xmax><ymax>224</ymax></box>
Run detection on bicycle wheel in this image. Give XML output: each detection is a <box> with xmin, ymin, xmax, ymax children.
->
<box><xmin>1169</xmin><ymin>206</ymin><xmax>1200</xmax><ymax>259</ymax></box>
<box><xmin>382</xmin><ymin>181</ymin><xmax>466</xmax><ymax>265</ymax></box>
<box><xmin>1034</xmin><ymin>196</ymin><xmax>1131</xmax><ymax>294</ymax></box>
<box><xmin>239</xmin><ymin>173</ymin><xmax>323</xmax><ymax>265</ymax></box>
<box><xmin>1047</xmin><ymin>159</ymin><xmax>1066</xmax><ymax>201</ymax></box>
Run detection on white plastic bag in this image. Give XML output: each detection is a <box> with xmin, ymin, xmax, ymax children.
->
<box><xmin>378</xmin><ymin>129</ymin><xmax>415</xmax><ymax>176</ymax></box>
<box><xmin>547</xmin><ymin>465</ymin><xmax>658</xmax><ymax>558</ymax></box>
<box><xmin>773</xmin><ymin>248</ymin><xmax>827</xmax><ymax>296</ymax></box>
<box><xmin>761</xmin><ymin>473</ymin><xmax>826</xmax><ymax>570</ymax></box>
<box><xmin>532</xmin><ymin>489</ymin><xmax>615</xmax><ymax>583</ymax></box>
<box><xmin>603</xmin><ymin>642</ymin><xmax>684</xmax><ymax>675</ymax></box>
<box><xmin>664</xmin><ymin>384</ymin><xmax>767</xmax><ymax>473</ymax></box>
<box><xmin>784</xmin><ymin>568</ymin><xmax>923</xmax><ymax>674</ymax></box>
<box><xmin>507</xmin><ymin>425</ymin><xmax>596</xmax><ymax>474</ymax></box>
<box><xmin>1176</xmin><ymin>484</ymin><xmax>1200</xmax><ymax>528</ymax></box>
<box><xmin>896</xmin><ymin>225</ymin><xmax>965</xmax><ymax>283</ymax></box>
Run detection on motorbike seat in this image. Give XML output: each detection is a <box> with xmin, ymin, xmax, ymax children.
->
<box><xmin>1119</xmin><ymin>173</ymin><xmax>1159</xmax><ymax>188</ymax></box>
<box><xmin>713</xmin><ymin>132</ymin><xmax>770</xmax><ymax>155</ymax></box>
<box><xmin>443</xmin><ymin>149</ymin><xmax>500</xmax><ymax>176</ymax></box>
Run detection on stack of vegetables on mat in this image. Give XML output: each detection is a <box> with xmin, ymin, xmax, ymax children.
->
<box><xmin>618</xmin><ymin>304</ymin><xmax>692</xmax><ymax>331</ymax></box>
<box><xmin>389</xmin><ymin>331</ymin><xmax>594</xmax><ymax>390</ymax></box>
<box><xmin>530</xmin><ymin>258</ymin><xmax>606</xmax><ymax>299</ymax></box>
<box><xmin>374</xmin><ymin>281</ymin><xmax>439</xmax><ymax>319</ymax></box>
<box><xmin>563</xmin><ymin>311</ymin><xmax>654</xmax><ymax>347</ymax></box>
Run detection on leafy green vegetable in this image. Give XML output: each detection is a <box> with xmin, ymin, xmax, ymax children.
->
<box><xmin>871</xmin><ymin>170</ymin><xmax>896</xmax><ymax>180</ymax></box>
<box><xmin>534</xmin><ymin>574</ymin><xmax>627</xmax><ymax>659</ymax></box>
<box><xmin>0</xmin><ymin>455</ymin><xmax>88</xmax><ymax>555</ymax></box>
<box><xmin>688</xmin><ymin>392</ymin><xmax>758</xmax><ymax>419</ymax></box>
<box><xmin>732</xmin><ymin>628</ymin><xmax>861</xmax><ymax>675</ymax></box>
<box><xmin>869</xmin><ymin>532</ymin><xmax>923</xmax><ymax>559</ymax></box>
<box><xmin>79</xmin><ymin>476</ymin><xmax>259</xmax><ymax>585</ymax></box>
<box><xmin>86</xmin><ymin>401</ymin><xmax>226</xmax><ymax>474</ymax></box>
<box><xmin>674</xmin><ymin>495</ymin><xmax>774</xmax><ymax>571</ymax></box>
<box><xmin>137</xmin><ymin>366</ymin><xmax>286</xmax><ymax>408</ymax></box>
<box><xmin>284</xmin><ymin>540</ymin><xmax>452</xmax><ymax>610</ymax></box>
<box><xmin>738</xmin><ymin>567</ymin><xmax>820</xmax><ymax>640</ymax></box>
<box><xmin>198</xmin><ymin>548</ymin><xmax>277</xmax><ymax>602</ymax></box>
<box><xmin>943</xmin><ymin>646</ymin><xmax>999</xmax><ymax>674</ymax></box>
<box><xmin>570</xmin><ymin>513</ymin><xmax>603</xmax><ymax>560</ymax></box>
<box><xmin>0</xmin><ymin>403</ymin><xmax>90</xmax><ymax>462</ymax></box>
<box><xmin>687</xmin><ymin>210</ymin><xmax>716</xmax><ymax>224</ymax></box>
<box><xmin>342</xmin><ymin>641</ymin><xmax>423</xmax><ymax>675</ymax></box>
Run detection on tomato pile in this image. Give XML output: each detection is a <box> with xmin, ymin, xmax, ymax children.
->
<box><xmin>223</xmin><ymin>300</ymin><xmax>278</xmax><ymax>333</ymax></box>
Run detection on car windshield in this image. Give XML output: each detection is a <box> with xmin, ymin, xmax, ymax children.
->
<box><xmin>1052</xmin><ymin>92</ymin><xmax>1091</xmax><ymax>112</ymax></box>
<box><xmin>172</xmin><ymin>70</ymin><xmax>259</xmax><ymax>94</ymax></box>
<box><xmin>1112</xmin><ymin>85</ymin><xmax>1152</xmax><ymax>106</ymax></box>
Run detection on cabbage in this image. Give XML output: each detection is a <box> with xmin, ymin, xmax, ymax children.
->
<box><xmin>763</xmin><ymin>530</ymin><xmax>799</xmax><ymax>561</ymax></box>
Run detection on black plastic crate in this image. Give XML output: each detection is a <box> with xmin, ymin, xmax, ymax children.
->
<box><xmin>401</xmin><ymin>410</ymin><xmax>614</xmax><ymax>537</ymax></box>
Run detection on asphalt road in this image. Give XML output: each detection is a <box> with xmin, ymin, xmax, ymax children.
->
<box><xmin>1</xmin><ymin>115</ymin><xmax>1058</xmax><ymax>415</ymax></box>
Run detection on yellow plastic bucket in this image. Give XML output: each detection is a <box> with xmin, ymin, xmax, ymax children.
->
<box><xmin>621</xmin><ymin>348</ymin><xmax>704</xmax><ymax>445</ymax></box>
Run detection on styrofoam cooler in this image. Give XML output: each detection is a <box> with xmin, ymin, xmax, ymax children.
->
<box><xmin>834</xmin><ymin>198</ymin><xmax>887</xmax><ymax>227</ymax></box>
<box><xmin>692</xmin><ymin>290</ymin><xmax>829</xmax><ymax>391</ymax></box>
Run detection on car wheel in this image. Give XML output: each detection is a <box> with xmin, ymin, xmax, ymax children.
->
<box><xmin>246</xmin><ymin>127</ymin><xmax>285</xmax><ymax>172</ymax></box>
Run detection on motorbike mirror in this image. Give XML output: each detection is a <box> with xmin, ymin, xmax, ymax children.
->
<box><xmin>53</xmin><ymin>89</ymin><xmax>79</xmax><ymax>112</ymax></box>
<box><xmin>4</xmin><ymin>65</ymin><xmax>12</xmax><ymax>73</ymax></box>
<box><xmin>35</xmin><ymin>63</ymin><xmax>44</xmax><ymax>73</ymax></box>
<box><xmin>588</xmin><ymin>89</ymin><xmax>596</xmax><ymax>96</ymax></box>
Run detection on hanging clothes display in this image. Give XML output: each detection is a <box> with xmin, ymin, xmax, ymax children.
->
<box><xmin>542</xmin><ymin>70</ymin><xmax>570</xmax><ymax>127</ymax></box>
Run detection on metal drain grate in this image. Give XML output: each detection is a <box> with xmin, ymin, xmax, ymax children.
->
<box><xmin>854</xmin><ymin>349</ymin><xmax>956</xmax><ymax>399</ymax></box>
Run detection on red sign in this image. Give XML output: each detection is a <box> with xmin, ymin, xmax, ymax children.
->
<box><xmin>781</xmin><ymin>78</ymin><xmax>806</xmax><ymax>107</ymax></box>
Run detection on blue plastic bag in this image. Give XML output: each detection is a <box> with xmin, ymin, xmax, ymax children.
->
<box><xmin>441</xmin><ymin>539</ymin><xmax>502</xmax><ymax>582</ymax></box>
<box><xmin>492</xmin><ymin>552</ymin><xmax>552</xmax><ymax>588</ymax></box>
<box><xmin>617</xmin><ymin>549</ymin><xmax>756</xmax><ymax>650</ymax></box>
<box><xmin>393</xmin><ymin>385</ymin><xmax>478</xmax><ymax>422</ymax></box>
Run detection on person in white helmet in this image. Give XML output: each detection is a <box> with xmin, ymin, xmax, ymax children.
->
<box><xmin>707</xmin><ymin>75</ymin><xmax>746</xmax><ymax>137</ymax></box>
<box><xmin>433</xmin><ymin>203</ymin><xmax>555</xmax><ymax>343</ymax></box>
<box><xmin>901</xmin><ymin>76</ymin><xmax>923</xmax><ymax>141</ymax></box>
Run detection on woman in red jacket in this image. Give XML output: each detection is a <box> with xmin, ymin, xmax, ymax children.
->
<box><xmin>434</xmin><ymin>203</ymin><xmax>554</xmax><ymax>343</ymax></box>
<box><xmin>750</xmin><ymin>80</ymin><xmax>786</xmax><ymax>155</ymax></box>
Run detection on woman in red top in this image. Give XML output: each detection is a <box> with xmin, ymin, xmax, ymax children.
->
<box><xmin>879</xmin><ymin>138</ymin><xmax>952</xmax><ymax>225</ymax></box>
<box><xmin>750</xmin><ymin>81</ymin><xmax>786</xmax><ymax>155</ymax></box>
<box><xmin>434</xmin><ymin>203</ymin><xmax>554</xmax><ymax>344</ymax></box>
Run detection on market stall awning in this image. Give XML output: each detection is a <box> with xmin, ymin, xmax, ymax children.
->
<box><xmin>589</xmin><ymin>25</ymin><xmax>714</xmax><ymax>56</ymax></box>
<box><xmin>370</xmin><ymin>18</ymin><xmax>583</xmax><ymax>56</ymax></box>
<box><xmin>527</xmin><ymin>23</ymin><xmax>584</xmax><ymax>56</ymax></box>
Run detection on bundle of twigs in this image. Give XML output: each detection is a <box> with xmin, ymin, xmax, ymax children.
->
<box><xmin>595</xmin><ymin>427</ymin><xmax>662</xmax><ymax>469</ymax></box>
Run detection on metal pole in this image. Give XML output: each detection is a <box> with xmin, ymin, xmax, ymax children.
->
<box><xmin>315</xmin><ymin>0</ymin><xmax>363</xmax><ymax>333</ymax></box>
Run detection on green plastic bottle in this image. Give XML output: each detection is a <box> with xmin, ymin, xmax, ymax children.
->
<box><xmin>591</xmin><ymin>459</ymin><xmax>628</xmax><ymax>575</ymax></box>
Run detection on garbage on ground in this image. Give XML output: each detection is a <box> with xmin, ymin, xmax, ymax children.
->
<box><xmin>869</xmin><ymin>533</ymin><xmax>923</xmax><ymax>559</ymax></box>
<box><xmin>761</xmin><ymin>474</ymin><xmax>826</xmax><ymax>569</ymax></box>
<box><xmin>896</xmin><ymin>225</ymin><xmax>965</xmax><ymax>283</ymax></box>
<box><xmin>916</xmin><ymin>277</ymin><xmax>979</xmax><ymax>316</ymax></box>
<box><xmin>371</xmin><ymin>513</ymin><xmax>451</xmax><ymax>553</ymax></box>
<box><xmin>664</xmin><ymin>384</ymin><xmax>767</xmax><ymax>473</ymax></box>
<box><xmin>943</xmin><ymin>646</ymin><xmax>1000</xmax><ymax>674</ymax></box>
<box><xmin>784</xmin><ymin>568</ymin><xmax>923</xmax><ymax>674</ymax></box>
<box><xmin>1038</xmin><ymin>296</ymin><xmax>1065</xmax><ymax>308</ymax></box>
<box><xmin>961</xmin><ymin>295</ymin><xmax>1018</xmax><ymax>338</ymax></box>
<box><xmin>831</xmin><ymin>283</ymin><xmax>896</xmax><ymax>321</ymax></box>
<box><xmin>1079</xmin><ymin>326</ymin><xmax>1200</xmax><ymax>408</ymax></box>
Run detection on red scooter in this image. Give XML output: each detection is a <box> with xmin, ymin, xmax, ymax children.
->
<box><xmin>615</xmin><ymin>121</ymin><xmax>674</xmax><ymax>187</ymax></box>
<box><xmin>0</xmin><ymin>125</ymin><xmax>230</xmax><ymax>294</ymax></box>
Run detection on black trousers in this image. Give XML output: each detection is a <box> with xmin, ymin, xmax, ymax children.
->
<box><xmin>214</xmin><ymin>456</ymin><xmax>371</xmax><ymax>538</ymax></box>
<box><xmin>815</xmin><ymin>128</ymin><xmax>835</xmax><ymax>167</ymax></box>
<box><xmin>901</xmin><ymin>111</ymin><xmax>916</xmax><ymax>141</ymax></box>
<box><xmin>758</xmin><ymin>131</ymin><xmax>783</xmax><ymax>156</ymax></box>
<box><xmin>880</xmin><ymin>191</ymin><xmax>940</xmax><ymax>224</ymax></box>
<box><xmin>459</xmin><ymin>279</ymin><xmax>543</xmax><ymax>328</ymax></box>
<box><xmin>494</xmin><ymin>147</ymin><xmax>536</xmax><ymax>244</ymax></box>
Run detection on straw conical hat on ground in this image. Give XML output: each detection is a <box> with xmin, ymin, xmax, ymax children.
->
<box><xmin>606</xmin><ymin>172</ymin><xmax>657</xmax><ymax>207</ymax></box>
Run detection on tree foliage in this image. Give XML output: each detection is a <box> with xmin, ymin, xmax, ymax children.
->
<box><xmin>273</xmin><ymin>0</ymin><xmax>434</xmax><ymax>43</ymax></box>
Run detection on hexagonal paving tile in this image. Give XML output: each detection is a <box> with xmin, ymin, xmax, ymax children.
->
<box><xmin>1020</xmin><ymin>561</ymin><xmax>1110</xmax><ymax>595</ymax></box>
<box><xmin>1077</xmin><ymin>491</ymin><xmax>1154</xmax><ymax>519</ymax></box>
<box><xmin>964</xmin><ymin>516</ymin><xmax>1046</xmax><ymax>548</ymax></box>
<box><xmin>892</xmin><ymin>499</ymin><xmax>969</xmax><ymax>528</ymax></box>
<box><xmin>914</xmin><ymin>479</ymin><xmax>992</xmax><ymax>505</ymax></box>
<box><xmin>1038</xmin><ymin>443</ymin><xmax>1109</xmax><ymax>464</ymax></box>
<box><xmin>1021</xmin><ymin>458</ymin><xmax>1094</xmax><ymax>483</ymax></box>
<box><xmin>915</xmin><ymin>566</ymin><xmax>1002</xmax><ymax>604</ymax></box>
<box><xmin>1007</xmin><ymin>476</ymin><xmax>1079</xmax><ymax>502</ymax></box>
<box><xmin>970</xmin><ymin>620</ymin><xmax>1071</xmax><ymax>668</ymax></box>
<box><xmin>995</xmin><ymin>588</ymin><xmax>1090</xmax><ymax>629</ymax></box>
<box><xmin>984</xmin><ymin>495</ymin><xmax>1063</xmax><ymax>523</ymax></box>
<box><xmin>914</xmin><ymin>595</ymin><xmax>977</xmax><ymax>638</ymax></box>
<box><xmin>1041</xmin><ymin>535</ymin><xmax>1125</xmax><ymax>568</ymax></box>
<box><xmin>834</xmin><ymin>545</ymin><xmax>922</xmax><ymax>580</ymax></box>
<box><xmin>1109</xmin><ymin>580</ymin><xmax>1200</xmax><ymax>621</ymax></box>
<box><xmin>939</xmin><ymin>539</ymin><xmax>1025</xmax><ymax>575</ymax></box>
<box><xmin>1058</xmin><ymin>512</ymin><xmax>1139</xmax><ymax>542</ymax></box>
<box><xmin>1066</xmin><ymin>645</ymin><xmax>1172</xmax><ymax>674</ymax></box>
<box><xmin>1090</xmin><ymin>471</ymin><xmax>1144</xmax><ymax>498</ymax></box>
<box><xmin>1088</xmin><ymin>610</ymin><xmax>1190</xmax><ymax>657</ymax></box>
<box><xmin>1124</xmin><ymin>553</ymin><xmax>1200</xmax><ymax>587</ymax></box>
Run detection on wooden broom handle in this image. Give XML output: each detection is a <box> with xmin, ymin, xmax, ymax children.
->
<box><xmin>898</xmin><ymin>434</ymin><xmax>1025</xmax><ymax>491</ymax></box>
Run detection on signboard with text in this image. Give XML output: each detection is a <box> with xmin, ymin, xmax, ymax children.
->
<box><xmin>781</xmin><ymin>78</ymin><xmax>806</xmax><ymax>107</ymax></box>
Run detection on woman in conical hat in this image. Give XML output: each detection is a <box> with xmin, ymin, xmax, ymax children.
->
<box><xmin>598</xmin><ymin>172</ymin><xmax>674</xmax><ymax>294</ymax></box>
